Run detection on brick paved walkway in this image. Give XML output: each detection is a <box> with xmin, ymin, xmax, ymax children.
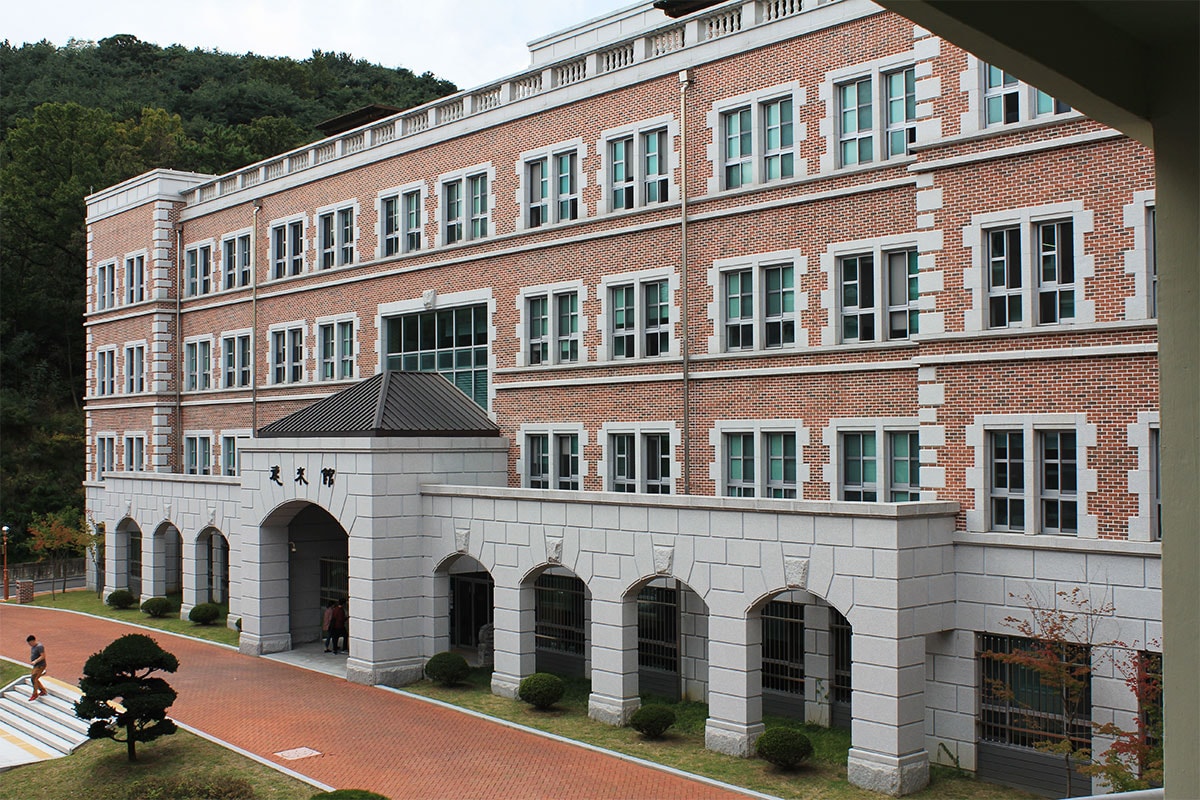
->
<box><xmin>0</xmin><ymin>604</ymin><xmax>753</xmax><ymax>799</ymax></box>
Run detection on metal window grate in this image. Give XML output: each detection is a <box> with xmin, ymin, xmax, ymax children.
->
<box><xmin>762</xmin><ymin>601</ymin><xmax>804</xmax><ymax>694</ymax></box>
<box><xmin>978</xmin><ymin>633</ymin><xmax>1092</xmax><ymax>749</ymax></box>
<box><xmin>831</xmin><ymin>608</ymin><xmax>852</xmax><ymax>703</ymax></box>
<box><xmin>637</xmin><ymin>582</ymin><xmax>678</xmax><ymax>672</ymax></box>
<box><xmin>535</xmin><ymin>573</ymin><xmax>586</xmax><ymax>655</ymax></box>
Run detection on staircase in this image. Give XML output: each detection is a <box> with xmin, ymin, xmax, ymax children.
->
<box><xmin>0</xmin><ymin>675</ymin><xmax>90</xmax><ymax>769</ymax></box>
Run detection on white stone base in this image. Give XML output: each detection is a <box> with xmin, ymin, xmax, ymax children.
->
<box><xmin>239</xmin><ymin>632</ymin><xmax>290</xmax><ymax>656</ymax></box>
<box><xmin>346</xmin><ymin>658</ymin><xmax>424</xmax><ymax>687</ymax></box>
<box><xmin>491</xmin><ymin>671</ymin><xmax>521</xmax><ymax>699</ymax></box>
<box><xmin>588</xmin><ymin>693</ymin><xmax>641</xmax><ymax>726</ymax></box>
<box><xmin>847</xmin><ymin>748</ymin><xmax>929</xmax><ymax>796</ymax></box>
<box><xmin>704</xmin><ymin>719</ymin><xmax>766</xmax><ymax>758</ymax></box>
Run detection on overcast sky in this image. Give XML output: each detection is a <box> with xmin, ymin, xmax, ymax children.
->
<box><xmin>5</xmin><ymin>0</ymin><xmax>633</xmax><ymax>90</ymax></box>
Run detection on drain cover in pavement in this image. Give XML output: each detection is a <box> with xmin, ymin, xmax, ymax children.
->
<box><xmin>275</xmin><ymin>747</ymin><xmax>321</xmax><ymax>760</ymax></box>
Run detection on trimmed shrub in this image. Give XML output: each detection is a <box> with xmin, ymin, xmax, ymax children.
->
<box><xmin>140</xmin><ymin>596</ymin><xmax>174</xmax><ymax>618</ymax></box>
<box><xmin>124</xmin><ymin>774</ymin><xmax>255</xmax><ymax>799</ymax></box>
<box><xmin>424</xmin><ymin>652</ymin><xmax>470</xmax><ymax>686</ymax></box>
<box><xmin>517</xmin><ymin>672</ymin><xmax>565</xmax><ymax>710</ymax></box>
<box><xmin>106</xmin><ymin>589</ymin><xmax>137</xmax><ymax>609</ymax></box>
<box><xmin>188</xmin><ymin>602</ymin><xmax>222</xmax><ymax>625</ymax></box>
<box><xmin>310</xmin><ymin>792</ymin><xmax>390</xmax><ymax>800</ymax></box>
<box><xmin>755</xmin><ymin>727</ymin><xmax>814</xmax><ymax>769</ymax></box>
<box><xmin>630</xmin><ymin>703</ymin><xmax>676</xmax><ymax>739</ymax></box>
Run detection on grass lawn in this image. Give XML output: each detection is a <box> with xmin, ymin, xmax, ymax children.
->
<box><xmin>23</xmin><ymin>589</ymin><xmax>240</xmax><ymax>647</ymax></box>
<box><xmin>0</xmin><ymin>728</ymin><xmax>318</xmax><ymax>800</ymax></box>
<box><xmin>0</xmin><ymin>660</ymin><xmax>26</xmax><ymax>687</ymax></box>
<box><xmin>403</xmin><ymin>670</ymin><xmax>1035</xmax><ymax>800</ymax></box>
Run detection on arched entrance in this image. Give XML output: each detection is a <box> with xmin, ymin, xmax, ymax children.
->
<box><xmin>531</xmin><ymin>566</ymin><xmax>590</xmax><ymax>678</ymax></box>
<box><xmin>151</xmin><ymin>521</ymin><xmax>183</xmax><ymax>600</ymax></box>
<box><xmin>116</xmin><ymin>519</ymin><xmax>142</xmax><ymax>599</ymax></box>
<box><xmin>629</xmin><ymin>576</ymin><xmax>708</xmax><ymax>701</ymax></box>
<box><xmin>285</xmin><ymin>504</ymin><xmax>350</xmax><ymax>648</ymax></box>
<box><xmin>197</xmin><ymin>528</ymin><xmax>230</xmax><ymax>604</ymax></box>
<box><xmin>436</xmin><ymin>554</ymin><xmax>494</xmax><ymax>658</ymax></box>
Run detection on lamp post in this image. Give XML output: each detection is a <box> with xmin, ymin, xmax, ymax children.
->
<box><xmin>2</xmin><ymin>525</ymin><xmax>9</xmax><ymax>601</ymax></box>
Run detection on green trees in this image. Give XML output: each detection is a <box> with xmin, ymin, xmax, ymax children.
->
<box><xmin>74</xmin><ymin>634</ymin><xmax>180</xmax><ymax>761</ymax></box>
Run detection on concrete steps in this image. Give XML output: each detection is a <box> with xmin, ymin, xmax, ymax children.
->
<box><xmin>0</xmin><ymin>675</ymin><xmax>89</xmax><ymax>769</ymax></box>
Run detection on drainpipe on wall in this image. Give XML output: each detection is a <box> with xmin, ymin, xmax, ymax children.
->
<box><xmin>679</xmin><ymin>68</ymin><xmax>692</xmax><ymax>495</ymax></box>
<box><xmin>174</xmin><ymin>222</ymin><xmax>184</xmax><ymax>474</ymax></box>
<box><xmin>251</xmin><ymin>200</ymin><xmax>261</xmax><ymax>436</ymax></box>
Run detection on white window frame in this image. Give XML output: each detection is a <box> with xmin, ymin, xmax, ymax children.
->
<box><xmin>315</xmin><ymin>314</ymin><xmax>357</xmax><ymax>382</ymax></box>
<box><xmin>95</xmin><ymin>347</ymin><xmax>117</xmax><ymax>396</ymax></box>
<box><xmin>515</xmin><ymin>281</ymin><xmax>588</xmax><ymax>368</ymax></box>
<box><xmin>378</xmin><ymin>181</ymin><xmax>426</xmax><ymax>258</ymax></box>
<box><xmin>706</xmin><ymin>83</ymin><xmax>805</xmax><ymax>194</ymax></box>
<box><xmin>599</xmin><ymin>421</ymin><xmax>679</xmax><ymax>494</ymax></box>
<box><xmin>964</xmin><ymin>414</ymin><xmax>1099</xmax><ymax>537</ymax></box>
<box><xmin>183</xmin><ymin>336</ymin><xmax>213</xmax><ymax>392</ymax></box>
<box><xmin>269</xmin><ymin>322</ymin><xmax>306</xmax><ymax>385</ymax></box>
<box><xmin>269</xmin><ymin>215</ymin><xmax>307</xmax><ymax>279</ymax></box>
<box><xmin>123</xmin><ymin>433</ymin><xmax>146</xmax><ymax>472</ymax></box>
<box><xmin>1127</xmin><ymin>411</ymin><xmax>1161</xmax><ymax>543</ymax></box>
<box><xmin>124</xmin><ymin>342</ymin><xmax>146</xmax><ymax>394</ymax></box>
<box><xmin>823</xmin><ymin>418</ymin><xmax>923</xmax><ymax>502</ymax></box>
<box><xmin>1122</xmin><ymin>190</ymin><xmax>1157</xmax><ymax>321</ymax></box>
<box><xmin>124</xmin><ymin>251</ymin><xmax>147</xmax><ymax>304</ymax></box>
<box><xmin>183</xmin><ymin>432</ymin><xmax>213</xmax><ymax>476</ymax></box>
<box><xmin>598</xmin><ymin>267</ymin><xmax>677</xmax><ymax>361</ymax></box>
<box><xmin>220</xmin><ymin>229</ymin><xmax>252</xmax><ymax>291</ymax></box>
<box><xmin>963</xmin><ymin>203</ymin><xmax>1095</xmax><ymax>333</ymax></box>
<box><xmin>220</xmin><ymin>429</ymin><xmax>251</xmax><ymax>477</ymax></box>
<box><xmin>710</xmin><ymin>420</ymin><xmax>810</xmax><ymax>498</ymax></box>
<box><xmin>598</xmin><ymin>114</ymin><xmax>679</xmax><ymax>214</ymax></box>
<box><xmin>708</xmin><ymin>249</ymin><xmax>806</xmax><ymax>353</ymax></box>
<box><xmin>95</xmin><ymin>434</ymin><xmax>116</xmax><ymax>479</ymax></box>
<box><xmin>438</xmin><ymin>163</ymin><xmax>494</xmax><ymax>246</ymax></box>
<box><xmin>220</xmin><ymin>329</ymin><xmax>253</xmax><ymax>389</ymax></box>
<box><xmin>184</xmin><ymin>242</ymin><xmax>214</xmax><ymax>297</ymax></box>
<box><xmin>958</xmin><ymin>55</ymin><xmax>1081</xmax><ymax>137</ymax></box>
<box><xmin>517</xmin><ymin>423</ymin><xmax>587</xmax><ymax>490</ymax></box>
<box><xmin>518</xmin><ymin>139</ymin><xmax>586</xmax><ymax>230</ymax></box>
<box><xmin>96</xmin><ymin>261</ymin><xmax>117</xmax><ymax>311</ymax></box>
<box><xmin>315</xmin><ymin>200</ymin><xmax>358</xmax><ymax>269</ymax></box>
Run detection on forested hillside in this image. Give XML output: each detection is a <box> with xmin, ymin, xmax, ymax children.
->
<box><xmin>0</xmin><ymin>35</ymin><xmax>457</xmax><ymax>557</ymax></box>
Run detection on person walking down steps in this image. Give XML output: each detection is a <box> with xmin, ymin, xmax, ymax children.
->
<box><xmin>26</xmin><ymin>634</ymin><xmax>47</xmax><ymax>700</ymax></box>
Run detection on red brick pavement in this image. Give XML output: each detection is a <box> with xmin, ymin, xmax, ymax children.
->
<box><xmin>0</xmin><ymin>604</ymin><xmax>752</xmax><ymax>799</ymax></box>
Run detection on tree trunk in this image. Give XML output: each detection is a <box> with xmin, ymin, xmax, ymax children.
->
<box><xmin>126</xmin><ymin>725</ymin><xmax>137</xmax><ymax>761</ymax></box>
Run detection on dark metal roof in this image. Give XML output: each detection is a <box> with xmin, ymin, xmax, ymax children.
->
<box><xmin>257</xmin><ymin>371</ymin><xmax>500</xmax><ymax>438</ymax></box>
<box><xmin>315</xmin><ymin>104</ymin><xmax>404</xmax><ymax>137</ymax></box>
<box><xmin>653</xmin><ymin>0</ymin><xmax>725</xmax><ymax>18</ymax></box>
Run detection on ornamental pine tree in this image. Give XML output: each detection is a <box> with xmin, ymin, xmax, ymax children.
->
<box><xmin>74</xmin><ymin>634</ymin><xmax>179</xmax><ymax>761</ymax></box>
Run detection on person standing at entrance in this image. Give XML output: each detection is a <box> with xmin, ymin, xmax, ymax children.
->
<box><xmin>26</xmin><ymin>635</ymin><xmax>47</xmax><ymax>700</ymax></box>
<box><xmin>328</xmin><ymin>599</ymin><xmax>347</xmax><ymax>655</ymax></box>
<box><xmin>322</xmin><ymin>601</ymin><xmax>336</xmax><ymax>652</ymax></box>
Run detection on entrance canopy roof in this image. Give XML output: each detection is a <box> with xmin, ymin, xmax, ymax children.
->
<box><xmin>258</xmin><ymin>371</ymin><xmax>501</xmax><ymax>439</ymax></box>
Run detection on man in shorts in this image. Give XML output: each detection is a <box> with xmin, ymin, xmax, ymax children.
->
<box><xmin>26</xmin><ymin>634</ymin><xmax>47</xmax><ymax>700</ymax></box>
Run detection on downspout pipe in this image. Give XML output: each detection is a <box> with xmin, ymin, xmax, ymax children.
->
<box><xmin>174</xmin><ymin>223</ymin><xmax>184</xmax><ymax>474</ymax></box>
<box><xmin>251</xmin><ymin>200</ymin><xmax>261</xmax><ymax>435</ymax></box>
<box><xmin>679</xmin><ymin>68</ymin><xmax>692</xmax><ymax>495</ymax></box>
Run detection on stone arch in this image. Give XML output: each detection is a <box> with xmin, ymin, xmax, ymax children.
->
<box><xmin>523</xmin><ymin>562</ymin><xmax>591</xmax><ymax>679</ymax></box>
<box><xmin>114</xmin><ymin>517</ymin><xmax>143</xmax><ymax>599</ymax></box>
<box><xmin>150</xmin><ymin>519</ymin><xmax>183</xmax><ymax>600</ymax></box>
<box><xmin>434</xmin><ymin>553</ymin><xmax>495</xmax><ymax>659</ymax></box>
<box><xmin>622</xmin><ymin>573</ymin><xmax>710</xmax><ymax>702</ymax></box>
<box><xmin>194</xmin><ymin>526</ymin><xmax>230</xmax><ymax>605</ymax></box>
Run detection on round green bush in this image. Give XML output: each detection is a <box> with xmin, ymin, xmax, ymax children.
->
<box><xmin>188</xmin><ymin>602</ymin><xmax>222</xmax><ymax>625</ymax></box>
<box><xmin>755</xmin><ymin>727</ymin><xmax>814</xmax><ymax>769</ymax></box>
<box><xmin>630</xmin><ymin>703</ymin><xmax>676</xmax><ymax>739</ymax></box>
<box><xmin>424</xmin><ymin>652</ymin><xmax>470</xmax><ymax>686</ymax></box>
<box><xmin>311</xmin><ymin>792</ymin><xmax>390</xmax><ymax>800</ymax></box>
<box><xmin>140</xmin><ymin>596</ymin><xmax>175</xmax><ymax>618</ymax></box>
<box><xmin>517</xmin><ymin>672</ymin><xmax>565</xmax><ymax>710</ymax></box>
<box><xmin>106</xmin><ymin>589</ymin><xmax>136</xmax><ymax>609</ymax></box>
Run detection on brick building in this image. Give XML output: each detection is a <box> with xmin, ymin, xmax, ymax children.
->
<box><xmin>83</xmin><ymin>0</ymin><xmax>1160</xmax><ymax>795</ymax></box>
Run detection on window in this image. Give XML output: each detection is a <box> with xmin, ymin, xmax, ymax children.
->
<box><xmin>222</xmin><ymin>333</ymin><xmax>252</xmax><ymax>388</ymax></box>
<box><xmin>402</xmin><ymin>190</ymin><xmax>422</xmax><ymax>252</ymax></box>
<box><xmin>829</xmin><ymin>425</ymin><xmax>920</xmax><ymax>502</ymax></box>
<box><xmin>520</xmin><ymin>285</ymin><xmax>583</xmax><ymax>368</ymax></box>
<box><xmin>383</xmin><ymin>304</ymin><xmax>489</xmax><ymax>408</ymax></box>
<box><xmin>96</xmin><ymin>349</ymin><xmax>116</xmax><ymax>396</ymax></box>
<box><xmin>1036</xmin><ymin>221</ymin><xmax>1075</xmax><ymax>325</ymax></box>
<box><xmin>124</xmin><ymin>254</ymin><xmax>145</xmax><ymax>304</ymax></box>
<box><xmin>605</xmin><ymin>427</ymin><xmax>675</xmax><ymax>494</ymax></box>
<box><xmin>979</xmin><ymin>633</ymin><xmax>1091</xmax><ymax>751</ymax></box>
<box><xmin>96</xmin><ymin>261</ymin><xmax>116</xmax><ymax>310</ymax></box>
<box><xmin>124</xmin><ymin>435</ymin><xmax>145</xmax><ymax>471</ymax></box>
<box><xmin>221</xmin><ymin>436</ymin><xmax>240</xmax><ymax>476</ymax></box>
<box><xmin>184</xmin><ymin>435</ymin><xmax>212</xmax><ymax>476</ymax></box>
<box><xmin>442</xmin><ymin>171</ymin><xmax>490</xmax><ymax>244</ymax></box>
<box><xmin>443</xmin><ymin>180</ymin><xmax>463</xmax><ymax>244</ymax></box>
<box><xmin>525</xmin><ymin>432</ymin><xmax>581</xmax><ymax>490</ymax></box>
<box><xmin>381</xmin><ymin>194</ymin><xmax>401</xmax><ymax>257</ymax></box>
<box><xmin>526</xmin><ymin>150</ymin><xmax>579</xmax><ymax>228</ymax></box>
<box><xmin>185</xmin><ymin>244</ymin><xmax>212</xmax><ymax>297</ymax></box>
<box><xmin>96</xmin><ymin>436</ymin><xmax>116</xmax><ymax>479</ymax></box>
<box><xmin>723</xmin><ymin>107</ymin><xmax>753</xmax><ymax>188</ymax></box>
<box><xmin>124</xmin><ymin>345</ymin><xmax>145</xmax><ymax>394</ymax></box>
<box><xmin>1151</xmin><ymin>428</ymin><xmax>1161</xmax><ymax>540</ymax></box>
<box><xmin>889</xmin><ymin>431</ymin><xmax>920</xmax><ymax>501</ymax></box>
<box><xmin>271</xmin><ymin>220</ymin><xmax>304</xmax><ymax>278</ymax></box>
<box><xmin>841</xmin><ymin>432</ymin><xmax>878</xmax><ymax>500</ymax></box>
<box><xmin>980</xmin><ymin>62</ymin><xmax>1072</xmax><ymax>128</ymax></box>
<box><xmin>987</xmin><ymin>222</ymin><xmax>1075</xmax><ymax>328</ymax></box>
<box><xmin>222</xmin><ymin>234</ymin><xmax>251</xmax><ymax>290</ymax></box>
<box><xmin>885</xmin><ymin>68</ymin><xmax>917</xmax><ymax>157</ymax></box>
<box><xmin>605</xmin><ymin>119</ymin><xmax>675</xmax><ymax>212</ymax></box>
<box><xmin>271</xmin><ymin>327</ymin><xmax>305</xmax><ymax>384</ymax></box>
<box><xmin>724</xmin><ymin>432</ymin><xmax>799</xmax><ymax>498</ymax></box>
<box><xmin>989</xmin><ymin>429</ymin><xmax>1077</xmax><ymax>534</ymax></box>
<box><xmin>317</xmin><ymin>205</ymin><xmax>355</xmax><ymax>269</ymax></box>
<box><xmin>989</xmin><ymin>430</ymin><xmax>1025</xmax><ymax>530</ymax></box>
<box><xmin>837</xmin><ymin>67</ymin><xmax>916</xmax><ymax>168</ymax></box>
<box><xmin>717</xmin><ymin>258</ymin><xmax>799</xmax><ymax>351</ymax></box>
<box><xmin>608</xmin><ymin>279</ymin><xmax>670</xmax><ymax>360</ymax></box>
<box><xmin>184</xmin><ymin>340</ymin><xmax>212</xmax><ymax>391</ymax></box>
<box><xmin>381</xmin><ymin>188</ymin><xmax>424</xmax><ymax>256</ymax></box>
<box><xmin>762</xmin><ymin>600</ymin><xmax>805</xmax><ymax>698</ymax></box>
<box><xmin>1147</xmin><ymin>206</ymin><xmax>1157</xmax><ymax>318</ymax></box>
<box><xmin>716</xmin><ymin>88</ymin><xmax>798</xmax><ymax>190</ymax></box>
<box><xmin>318</xmin><ymin>320</ymin><xmax>355</xmax><ymax>381</ymax></box>
<box><xmin>839</xmin><ymin>249</ymin><xmax>918</xmax><ymax>342</ymax></box>
<box><xmin>838</xmin><ymin>77</ymin><xmax>873</xmax><ymax>167</ymax></box>
<box><xmin>1040</xmin><ymin>431</ymin><xmax>1078</xmax><ymax>534</ymax></box>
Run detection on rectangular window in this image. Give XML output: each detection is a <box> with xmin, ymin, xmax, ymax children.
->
<box><xmin>527</xmin><ymin>152</ymin><xmax>580</xmax><ymax>228</ymax></box>
<box><xmin>726</xmin><ymin>433</ymin><xmax>756</xmax><ymax>497</ymax></box>
<box><xmin>611</xmin><ymin>136</ymin><xmax>635</xmax><ymax>210</ymax></box>
<box><xmin>223</xmin><ymin>334</ymin><xmax>252</xmax><ymax>388</ymax></box>
<box><xmin>124</xmin><ymin>255</ymin><xmax>145</xmax><ymax>304</ymax></box>
<box><xmin>221</xmin><ymin>436</ymin><xmax>239</xmax><ymax>476</ymax></box>
<box><xmin>643</xmin><ymin>129</ymin><xmax>668</xmax><ymax>203</ymax></box>
<box><xmin>610</xmin><ymin>128</ymin><xmax>671</xmax><ymax>210</ymax></box>
<box><xmin>885</xmin><ymin>67</ymin><xmax>917</xmax><ymax>157</ymax></box>
<box><xmin>556</xmin><ymin>292</ymin><xmax>580</xmax><ymax>364</ymax></box>
<box><xmin>529</xmin><ymin>158</ymin><xmax>549</xmax><ymax>227</ymax></box>
<box><xmin>1151</xmin><ymin>428</ymin><xmax>1161</xmax><ymax>540</ymax></box>
<box><xmin>271</xmin><ymin>328</ymin><xmax>304</xmax><ymax>384</ymax></box>
<box><xmin>766</xmin><ymin>432</ymin><xmax>798</xmax><ymax>498</ymax></box>
<box><xmin>223</xmin><ymin>235</ymin><xmax>250</xmax><ymax>290</ymax></box>
<box><xmin>96</xmin><ymin>436</ymin><xmax>116</xmax><ymax>479</ymax></box>
<box><xmin>528</xmin><ymin>433</ymin><xmax>550</xmax><ymax>488</ymax></box>
<box><xmin>526</xmin><ymin>290</ymin><xmax>580</xmax><ymax>366</ymax></box>
<box><xmin>987</xmin><ymin>227</ymin><xmax>1023</xmax><ymax>327</ymax></box>
<box><xmin>124</xmin><ymin>435</ymin><xmax>145</xmax><ymax>471</ymax></box>
<box><xmin>645</xmin><ymin>433</ymin><xmax>670</xmax><ymax>494</ymax></box>
<box><xmin>723</xmin><ymin>107</ymin><xmax>753</xmax><ymax>188</ymax></box>
<box><xmin>184</xmin><ymin>340</ymin><xmax>212</xmax><ymax>391</ymax></box>
<box><xmin>611</xmin><ymin>285</ymin><xmax>636</xmax><ymax>359</ymax></box>
<box><xmin>984</xmin><ymin>65</ymin><xmax>1020</xmax><ymax>125</ymax></box>
<box><xmin>1034</xmin><ymin>90</ymin><xmax>1071</xmax><ymax>117</ymax></box>
<box><xmin>184</xmin><ymin>435</ymin><xmax>212</xmax><ymax>476</ymax></box>
<box><xmin>124</xmin><ymin>345</ymin><xmax>145</xmax><ymax>393</ymax></box>
<box><xmin>96</xmin><ymin>262</ymin><xmax>116</xmax><ymax>310</ymax></box>
<box><xmin>1147</xmin><ymin>207</ymin><xmax>1157</xmax><ymax>318</ymax></box>
<box><xmin>725</xmin><ymin>431</ymin><xmax>799</xmax><ymax>497</ymax></box>
<box><xmin>318</xmin><ymin>207</ymin><xmax>355</xmax><ymax>269</ymax></box>
<box><xmin>403</xmin><ymin>190</ymin><xmax>422</xmax><ymax>252</ymax></box>
<box><xmin>1037</xmin><ymin>221</ymin><xmax>1075</xmax><ymax>324</ymax></box>
<box><xmin>528</xmin><ymin>296</ymin><xmax>549</xmax><ymax>365</ymax></box>
<box><xmin>271</xmin><ymin>221</ymin><xmax>304</xmax><ymax>278</ymax></box>
<box><xmin>184</xmin><ymin>246</ymin><xmax>212</xmax><ymax>296</ymax></box>
<box><xmin>979</xmin><ymin>633</ymin><xmax>1092</xmax><ymax>750</ymax></box>
<box><xmin>96</xmin><ymin>349</ymin><xmax>116</xmax><ymax>396</ymax></box>
<box><xmin>725</xmin><ymin>269</ymin><xmax>754</xmax><ymax>350</ymax></box>
<box><xmin>762</xmin><ymin>97</ymin><xmax>794</xmax><ymax>180</ymax></box>
<box><xmin>840</xmin><ymin>254</ymin><xmax>875</xmax><ymax>342</ymax></box>
<box><xmin>886</xmin><ymin>250</ymin><xmax>920</xmax><ymax>339</ymax></box>
<box><xmin>990</xmin><ymin>430</ymin><xmax>1026</xmax><ymax>531</ymax></box>
<box><xmin>644</xmin><ymin>280</ymin><xmax>669</xmax><ymax>357</ymax></box>
<box><xmin>444</xmin><ymin>179</ymin><xmax>464</xmax><ymax>244</ymax></box>
<box><xmin>764</xmin><ymin>265</ymin><xmax>795</xmax><ymax>348</ymax></box>
<box><xmin>469</xmin><ymin>174</ymin><xmax>489</xmax><ymax>239</ymax></box>
<box><xmin>318</xmin><ymin>321</ymin><xmax>355</xmax><ymax>381</ymax></box>
<box><xmin>383</xmin><ymin>305</ymin><xmax>489</xmax><ymax>409</ymax></box>
<box><xmin>611</xmin><ymin>433</ymin><xmax>637</xmax><ymax>492</ymax></box>
<box><xmin>1040</xmin><ymin>430</ymin><xmax>1078</xmax><ymax>534</ymax></box>
<box><xmin>839</xmin><ymin>77</ymin><xmax>873</xmax><ymax>166</ymax></box>
<box><xmin>556</xmin><ymin>434</ymin><xmax>580</xmax><ymax>490</ymax></box>
<box><xmin>762</xmin><ymin>600</ymin><xmax>805</xmax><ymax>697</ymax></box>
<box><xmin>889</xmin><ymin>431</ymin><xmax>920</xmax><ymax>501</ymax></box>
<box><xmin>842</xmin><ymin>432</ymin><xmax>878</xmax><ymax>501</ymax></box>
<box><xmin>382</xmin><ymin>195</ymin><xmax>401</xmax><ymax>257</ymax></box>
